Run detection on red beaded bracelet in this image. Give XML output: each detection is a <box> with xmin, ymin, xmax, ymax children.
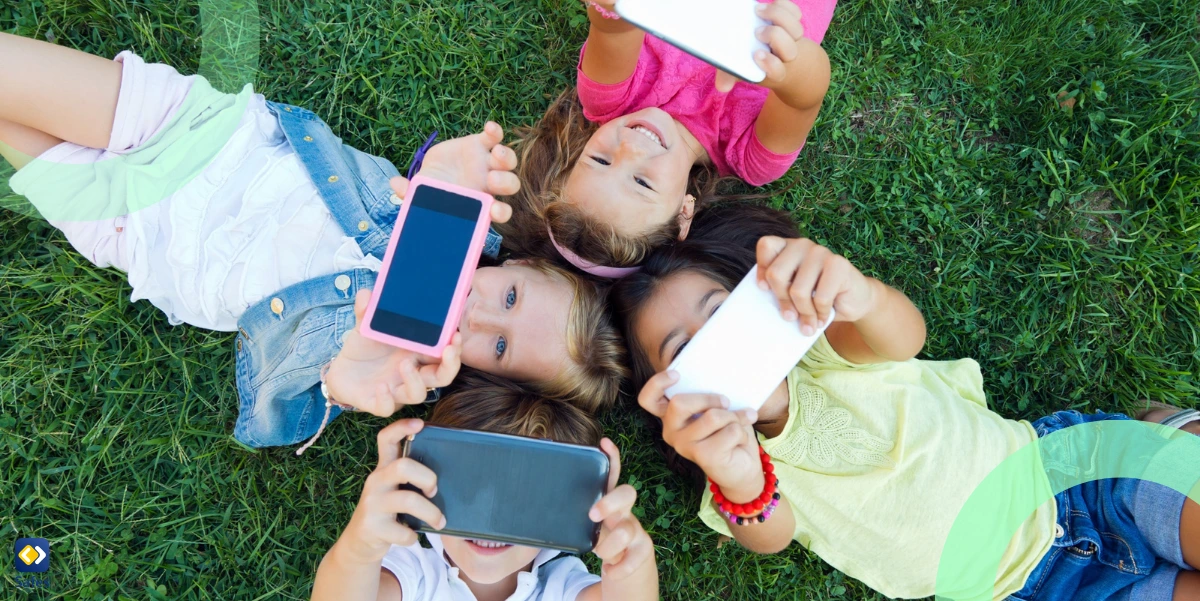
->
<box><xmin>709</xmin><ymin>446</ymin><xmax>781</xmax><ymax>525</ymax></box>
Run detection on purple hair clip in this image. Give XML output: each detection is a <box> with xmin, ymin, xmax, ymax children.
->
<box><xmin>407</xmin><ymin>130</ymin><xmax>439</xmax><ymax>180</ymax></box>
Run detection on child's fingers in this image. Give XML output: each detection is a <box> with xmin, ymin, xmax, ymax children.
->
<box><xmin>592</xmin><ymin>518</ymin><xmax>638</xmax><ymax>563</ymax></box>
<box><xmin>714</xmin><ymin>70</ymin><xmax>739</xmax><ymax>93</ymax></box>
<box><xmin>486</xmin><ymin>171</ymin><xmax>521</xmax><ymax>198</ymax></box>
<box><xmin>353</xmin><ymin>289</ymin><xmax>372</xmax><ymax>325</ymax></box>
<box><xmin>599</xmin><ymin>438</ymin><xmax>622</xmax><ymax>493</ymax></box>
<box><xmin>755</xmin><ymin>236</ymin><xmax>788</xmax><ymax>289</ymax></box>
<box><xmin>480</xmin><ymin>121</ymin><xmax>504</xmax><ymax>147</ymax></box>
<box><xmin>757</xmin><ymin>1</ymin><xmax>804</xmax><ymax>39</ymax></box>
<box><xmin>636</xmin><ymin>371</ymin><xmax>679</xmax><ymax>418</ymax></box>
<box><xmin>761</xmin><ymin>238</ymin><xmax>806</xmax><ymax>320</ymax></box>
<box><xmin>789</xmin><ymin>245</ymin><xmax>829</xmax><ymax>335</ymax></box>
<box><xmin>811</xmin><ymin>256</ymin><xmax>847</xmax><ymax>326</ymax></box>
<box><xmin>489</xmin><ymin>200</ymin><xmax>514</xmax><ymax>224</ymax></box>
<box><xmin>388</xmin><ymin>176</ymin><xmax>410</xmax><ymax>199</ymax></box>
<box><xmin>603</xmin><ymin>529</ymin><xmax>653</xmax><ymax>580</ymax></box>
<box><xmin>376</xmin><ymin>418</ymin><xmax>424</xmax><ymax>466</ymax></box>
<box><xmin>754</xmin><ymin>49</ymin><xmax>788</xmax><ymax>83</ymax></box>
<box><xmin>419</xmin><ymin>333</ymin><xmax>461</xmax><ymax>388</ymax></box>
<box><xmin>589</xmin><ymin>484</ymin><xmax>636</xmax><ymax>525</ymax></box>
<box><xmin>488</xmin><ymin>144</ymin><xmax>518</xmax><ymax>172</ymax></box>
<box><xmin>756</xmin><ymin>26</ymin><xmax>799</xmax><ymax>62</ymax></box>
<box><xmin>384</xmin><ymin>489</ymin><xmax>447</xmax><ymax>530</ymax></box>
<box><xmin>662</xmin><ymin>394</ymin><xmax>729</xmax><ymax>434</ymax></box>
<box><xmin>397</xmin><ymin>360</ymin><xmax>427</xmax><ymax>408</ymax></box>
<box><xmin>375</xmin><ymin>519</ymin><xmax>422</xmax><ymax>549</ymax></box>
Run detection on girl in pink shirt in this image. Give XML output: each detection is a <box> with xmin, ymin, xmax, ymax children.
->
<box><xmin>502</xmin><ymin>0</ymin><xmax>835</xmax><ymax>277</ymax></box>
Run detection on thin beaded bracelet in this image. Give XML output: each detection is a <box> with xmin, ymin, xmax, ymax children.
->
<box><xmin>709</xmin><ymin>445</ymin><xmax>781</xmax><ymax>525</ymax></box>
<box><xmin>581</xmin><ymin>0</ymin><xmax>621</xmax><ymax>20</ymax></box>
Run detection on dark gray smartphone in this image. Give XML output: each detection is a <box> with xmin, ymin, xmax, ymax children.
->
<box><xmin>398</xmin><ymin>425</ymin><xmax>610</xmax><ymax>554</ymax></box>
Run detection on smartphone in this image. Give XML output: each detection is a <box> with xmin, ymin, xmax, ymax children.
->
<box><xmin>665</xmin><ymin>266</ymin><xmax>832</xmax><ymax>411</ymax></box>
<box><xmin>398</xmin><ymin>425</ymin><xmax>610</xmax><ymax>554</ymax></box>
<box><xmin>615</xmin><ymin>0</ymin><xmax>769</xmax><ymax>83</ymax></box>
<box><xmin>360</xmin><ymin>176</ymin><xmax>494</xmax><ymax>357</ymax></box>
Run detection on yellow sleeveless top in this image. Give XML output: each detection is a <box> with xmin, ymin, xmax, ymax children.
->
<box><xmin>698</xmin><ymin>336</ymin><xmax>1056</xmax><ymax>599</ymax></box>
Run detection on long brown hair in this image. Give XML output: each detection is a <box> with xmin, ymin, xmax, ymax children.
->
<box><xmin>607</xmin><ymin>202</ymin><xmax>798</xmax><ymax>485</ymax></box>
<box><xmin>497</xmin><ymin>88</ymin><xmax>750</xmax><ymax>271</ymax></box>
<box><xmin>430</xmin><ymin>369</ymin><xmax>602</xmax><ymax>447</ymax></box>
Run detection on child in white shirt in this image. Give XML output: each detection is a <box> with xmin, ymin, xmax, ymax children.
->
<box><xmin>311</xmin><ymin>371</ymin><xmax>659</xmax><ymax>601</ymax></box>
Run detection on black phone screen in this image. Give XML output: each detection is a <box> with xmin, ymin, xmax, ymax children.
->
<box><xmin>370</xmin><ymin>186</ymin><xmax>482</xmax><ymax>346</ymax></box>
<box><xmin>401</xmin><ymin>426</ymin><xmax>609</xmax><ymax>553</ymax></box>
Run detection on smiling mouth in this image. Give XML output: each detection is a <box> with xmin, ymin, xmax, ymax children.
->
<box><xmin>629</xmin><ymin>124</ymin><xmax>666</xmax><ymax>149</ymax></box>
<box><xmin>466</xmin><ymin>539</ymin><xmax>513</xmax><ymax>554</ymax></box>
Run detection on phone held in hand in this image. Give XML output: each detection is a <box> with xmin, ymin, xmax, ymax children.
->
<box><xmin>615</xmin><ymin>0</ymin><xmax>769</xmax><ymax>83</ymax></box>
<box><xmin>398</xmin><ymin>426</ymin><xmax>610</xmax><ymax>554</ymax></box>
<box><xmin>665</xmin><ymin>266</ymin><xmax>832</xmax><ymax>411</ymax></box>
<box><xmin>360</xmin><ymin>176</ymin><xmax>494</xmax><ymax>357</ymax></box>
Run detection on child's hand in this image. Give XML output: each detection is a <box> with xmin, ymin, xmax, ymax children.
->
<box><xmin>334</xmin><ymin>419</ymin><xmax>445</xmax><ymax>565</ymax></box>
<box><xmin>637</xmin><ymin>373</ymin><xmax>763</xmax><ymax>500</ymax></box>
<box><xmin>388</xmin><ymin>121</ymin><xmax>518</xmax><ymax>224</ymax></box>
<box><xmin>325</xmin><ymin>290</ymin><xmax>462</xmax><ymax>417</ymax></box>
<box><xmin>589</xmin><ymin>438</ymin><xmax>655</xmax><ymax>580</ymax></box>
<box><xmin>756</xmin><ymin>236</ymin><xmax>880</xmax><ymax>336</ymax></box>
<box><xmin>714</xmin><ymin>0</ymin><xmax>806</xmax><ymax>93</ymax></box>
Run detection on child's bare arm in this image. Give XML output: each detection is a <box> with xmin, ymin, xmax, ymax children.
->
<box><xmin>825</xmin><ymin>280</ymin><xmax>927</xmax><ymax>365</ymax></box>
<box><xmin>312</xmin><ymin>420</ymin><xmax>444</xmax><ymax>601</ymax></box>
<box><xmin>713</xmin><ymin>1</ymin><xmax>830</xmax><ymax>155</ymax></box>
<box><xmin>577</xmin><ymin>439</ymin><xmax>659</xmax><ymax>601</ymax></box>
<box><xmin>579</xmin><ymin>4</ymin><xmax>646</xmax><ymax>85</ymax></box>
<box><xmin>753</xmin><ymin>39</ymin><xmax>830</xmax><ymax>154</ymax></box>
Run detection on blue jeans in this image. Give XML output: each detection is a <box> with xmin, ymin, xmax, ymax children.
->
<box><xmin>1008</xmin><ymin>411</ymin><xmax>1194</xmax><ymax>601</ymax></box>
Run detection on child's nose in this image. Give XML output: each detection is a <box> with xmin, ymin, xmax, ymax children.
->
<box><xmin>467</xmin><ymin>302</ymin><xmax>503</xmax><ymax>331</ymax></box>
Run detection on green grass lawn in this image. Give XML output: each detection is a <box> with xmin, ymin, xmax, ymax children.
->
<box><xmin>2</xmin><ymin>0</ymin><xmax>1198</xmax><ymax>599</ymax></box>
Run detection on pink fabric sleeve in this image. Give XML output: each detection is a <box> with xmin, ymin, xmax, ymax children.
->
<box><xmin>575</xmin><ymin>41</ymin><xmax>648</xmax><ymax>122</ymax></box>
<box><xmin>727</xmin><ymin>129</ymin><xmax>802</xmax><ymax>186</ymax></box>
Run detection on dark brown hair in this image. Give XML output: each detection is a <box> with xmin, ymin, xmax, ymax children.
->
<box><xmin>429</xmin><ymin>369</ymin><xmax>603</xmax><ymax>447</ymax></box>
<box><xmin>497</xmin><ymin>88</ymin><xmax>751</xmax><ymax>271</ymax></box>
<box><xmin>607</xmin><ymin>202</ymin><xmax>798</xmax><ymax>484</ymax></box>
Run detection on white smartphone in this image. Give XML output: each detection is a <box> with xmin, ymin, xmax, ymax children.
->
<box><xmin>614</xmin><ymin>0</ymin><xmax>769</xmax><ymax>84</ymax></box>
<box><xmin>665</xmin><ymin>266</ymin><xmax>832</xmax><ymax>411</ymax></box>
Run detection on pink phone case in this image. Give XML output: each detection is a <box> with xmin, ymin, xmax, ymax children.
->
<box><xmin>359</xmin><ymin>175</ymin><xmax>495</xmax><ymax>358</ymax></box>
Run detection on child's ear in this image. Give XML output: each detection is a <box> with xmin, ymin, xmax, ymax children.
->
<box><xmin>676</xmin><ymin>194</ymin><xmax>697</xmax><ymax>241</ymax></box>
<box><xmin>503</xmin><ymin>258</ymin><xmax>532</xmax><ymax>267</ymax></box>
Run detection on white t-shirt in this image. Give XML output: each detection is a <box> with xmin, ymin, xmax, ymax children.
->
<box><xmin>380</xmin><ymin>534</ymin><xmax>600</xmax><ymax>601</ymax></box>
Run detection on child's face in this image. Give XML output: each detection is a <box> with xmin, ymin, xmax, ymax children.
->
<box><xmin>459</xmin><ymin>264</ymin><xmax>573</xmax><ymax>382</ymax></box>
<box><xmin>440</xmin><ymin>536</ymin><xmax>542</xmax><ymax>585</ymax></box>
<box><xmin>564</xmin><ymin>107</ymin><xmax>697</xmax><ymax>238</ymax></box>
<box><xmin>633</xmin><ymin>270</ymin><xmax>730</xmax><ymax>373</ymax></box>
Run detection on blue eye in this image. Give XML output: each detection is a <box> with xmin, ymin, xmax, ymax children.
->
<box><xmin>505</xmin><ymin>287</ymin><xmax>517</xmax><ymax>309</ymax></box>
<box><xmin>635</xmin><ymin>177</ymin><xmax>653</xmax><ymax>191</ymax></box>
<box><xmin>592</xmin><ymin>156</ymin><xmax>610</xmax><ymax>166</ymax></box>
<box><xmin>495</xmin><ymin>337</ymin><xmax>508</xmax><ymax>358</ymax></box>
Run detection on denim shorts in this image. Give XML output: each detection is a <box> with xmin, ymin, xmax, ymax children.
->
<box><xmin>1007</xmin><ymin>410</ymin><xmax>1194</xmax><ymax>601</ymax></box>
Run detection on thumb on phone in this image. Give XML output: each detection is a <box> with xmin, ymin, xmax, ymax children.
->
<box><xmin>353</xmin><ymin>289</ymin><xmax>371</xmax><ymax>324</ymax></box>
<box><xmin>599</xmin><ymin>437</ymin><xmax>622</xmax><ymax>494</ymax></box>
<box><xmin>389</xmin><ymin>176</ymin><xmax>410</xmax><ymax>199</ymax></box>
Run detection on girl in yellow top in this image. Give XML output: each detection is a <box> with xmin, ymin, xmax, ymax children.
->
<box><xmin>609</xmin><ymin>205</ymin><xmax>1200</xmax><ymax>600</ymax></box>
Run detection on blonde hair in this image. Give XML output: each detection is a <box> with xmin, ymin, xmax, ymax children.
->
<box><xmin>430</xmin><ymin>369</ymin><xmax>602</xmax><ymax>447</ymax></box>
<box><xmin>497</xmin><ymin>88</ymin><xmax>741</xmax><ymax>270</ymax></box>
<box><xmin>525</xmin><ymin>257</ymin><xmax>628</xmax><ymax>413</ymax></box>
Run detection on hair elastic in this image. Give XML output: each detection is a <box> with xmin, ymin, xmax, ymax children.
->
<box><xmin>547</xmin><ymin>226</ymin><xmax>640</xmax><ymax>279</ymax></box>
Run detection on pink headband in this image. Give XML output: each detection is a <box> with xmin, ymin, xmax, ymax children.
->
<box><xmin>547</xmin><ymin>226</ymin><xmax>641</xmax><ymax>279</ymax></box>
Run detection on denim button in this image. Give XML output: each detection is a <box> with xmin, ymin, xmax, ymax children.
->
<box><xmin>357</xmin><ymin>220</ymin><xmax>369</xmax><ymax>231</ymax></box>
<box><xmin>303</xmin><ymin>136</ymin><xmax>313</xmax><ymax>142</ymax></box>
<box><xmin>328</xmin><ymin>175</ymin><xmax>339</xmax><ymax>183</ymax></box>
<box><xmin>270</xmin><ymin>298</ymin><xmax>285</xmax><ymax>315</ymax></box>
<box><xmin>1055</xmin><ymin>523</ymin><xmax>1065</xmax><ymax>539</ymax></box>
<box><xmin>334</xmin><ymin>275</ymin><xmax>352</xmax><ymax>292</ymax></box>
<box><xmin>389</xmin><ymin>193</ymin><xmax>402</xmax><ymax>205</ymax></box>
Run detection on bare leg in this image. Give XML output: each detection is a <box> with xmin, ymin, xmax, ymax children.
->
<box><xmin>0</xmin><ymin>32</ymin><xmax>121</xmax><ymax>149</ymax></box>
<box><xmin>0</xmin><ymin>118</ymin><xmax>63</xmax><ymax>170</ymax></box>
<box><xmin>1173</xmin><ymin>570</ymin><xmax>1200</xmax><ymax>600</ymax></box>
<box><xmin>1140</xmin><ymin>407</ymin><xmax>1200</xmax><ymax>571</ymax></box>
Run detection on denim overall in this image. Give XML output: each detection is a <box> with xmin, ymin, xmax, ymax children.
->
<box><xmin>232</xmin><ymin>102</ymin><xmax>501</xmax><ymax>448</ymax></box>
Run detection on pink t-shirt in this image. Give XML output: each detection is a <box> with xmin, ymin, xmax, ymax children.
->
<box><xmin>577</xmin><ymin>0</ymin><xmax>836</xmax><ymax>186</ymax></box>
